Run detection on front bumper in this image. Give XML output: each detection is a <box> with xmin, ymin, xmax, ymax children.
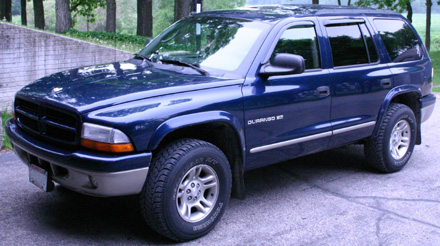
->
<box><xmin>420</xmin><ymin>93</ymin><xmax>436</xmax><ymax>123</ymax></box>
<box><xmin>5</xmin><ymin>118</ymin><xmax>152</xmax><ymax>197</ymax></box>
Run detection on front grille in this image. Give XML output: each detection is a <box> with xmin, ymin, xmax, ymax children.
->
<box><xmin>15</xmin><ymin>98</ymin><xmax>80</xmax><ymax>146</ymax></box>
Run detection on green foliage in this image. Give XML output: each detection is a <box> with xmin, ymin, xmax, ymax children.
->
<box><xmin>430</xmin><ymin>50</ymin><xmax>440</xmax><ymax>91</ymax></box>
<box><xmin>203</xmin><ymin>0</ymin><xmax>247</xmax><ymax>11</ymax></box>
<box><xmin>116</xmin><ymin>0</ymin><xmax>137</xmax><ymax>34</ymax></box>
<box><xmin>62</xmin><ymin>29</ymin><xmax>148</xmax><ymax>52</ymax></box>
<box><xmin>152</xmin><ymin>0</ymin><xmax>247</xmax><ymax>37</ymax></box>
<box><xmin>411</xmin><ymin>13</ymin><xmax>440</xmax><ymax>51</ymax></box>
<box><xmin>152</xmin><ymin>0</ymin><xmax>174</xmax><ymax>37</ymax></box>
<box><xmin>355</xmin><ymin>0</ymin><xmax>410</xmax><ymax>13</ymax></box>
<box><xmin>12</xmin><ymin>0</ymin><xmax>20</xmax><ymax>15</ymax></box>
<box><xmin>71</xmin><ymin>0</ymin><xmax>106</xmax><ymax>24</ymax></box>
<box><xmin>1</xmin><ymin>111</ymin><xmax>12</xmax><ymax>149</ymax></box>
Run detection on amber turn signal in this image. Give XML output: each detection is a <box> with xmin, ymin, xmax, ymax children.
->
<box><xmin>81</xmin><ymin>139</ymin><xmax>134</xmax><ymax>153</ymax></box>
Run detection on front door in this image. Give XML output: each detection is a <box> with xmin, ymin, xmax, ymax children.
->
<box><xmin>243</xmin><ymin>21</ymin><xmax>332</xmax><ymax>170</ymax></box>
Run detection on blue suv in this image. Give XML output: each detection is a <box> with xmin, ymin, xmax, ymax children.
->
<box><xmin>6</xmin><ymin>4</ymin><xmax>436</xmax><ymax>241</ymax></box>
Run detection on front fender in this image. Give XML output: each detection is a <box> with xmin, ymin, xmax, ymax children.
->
<box><xmin>148</xmin><ymin>111</ymin><xmax>246</xmax><ymax>152</ymax></box>
<box><xmin>372</xmin><ymin>85</ymin><xmax>422</xmax><ymax>138</ymax></box>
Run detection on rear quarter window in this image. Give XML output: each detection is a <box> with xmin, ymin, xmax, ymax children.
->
<box><xmin>374</xmin><ymin>19</ymin><xmax>423</xmax><ymax>62</ymax></box>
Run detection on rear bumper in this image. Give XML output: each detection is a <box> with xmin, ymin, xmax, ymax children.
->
<box><xmin>420</xmin><ymin>93</ymin><xmax>436</xmax><ymax>123</ymax></box>
<box><xmin>5</xmin><ymin>118</ymin><xmax>151</xmax><ymax>197</ymax></box>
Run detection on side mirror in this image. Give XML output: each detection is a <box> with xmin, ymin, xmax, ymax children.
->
<box><xmin>259</xmin><ymin>53</ymin><xmax>305</xmax><ymax>78</ymax></box>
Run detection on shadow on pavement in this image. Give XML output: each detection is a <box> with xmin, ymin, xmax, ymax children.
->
<box><xmin>17</xmin><ymin>144</ymin><xmax>371</xmax><ymax>244</ymax></box>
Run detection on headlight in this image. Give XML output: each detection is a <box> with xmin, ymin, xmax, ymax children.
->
<box><xmin>81</xmin><ymin>123</ymin><xmax>134</xmax><ymax>153</ymax></box>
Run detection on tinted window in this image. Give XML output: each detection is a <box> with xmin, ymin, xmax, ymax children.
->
<box><xmin>272</xmin><ymin>25</ymin><xmax>320</xmax><ymax>69</ymax></box>
<box><xmin>327</xmin><ymin>24</ymin><xmax>369</xmax><ymax>67</ymax></box>
<box><xmin>359</xmin><ymin>24</ymin><xmax>379</xmax><ymax>63</ymax></box>
<box><xmin>374</xmin><ymin>19</ymin><xmax>422</xmax><ymax>62</ymax></box>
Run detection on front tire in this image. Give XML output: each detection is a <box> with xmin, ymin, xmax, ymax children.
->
<box><xmin>140</xmin><ymin>139</ymin><xmax>232</xmax><ymax>241</ymax></box>
<box><xmin>364</xmin><ymin>103</ymin><xmax>417</xmax><ymax>173</ymax></box>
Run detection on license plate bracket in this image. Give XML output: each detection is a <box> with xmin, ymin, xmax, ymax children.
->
<box><xmin>29</xmin><ymin>164</ymin><xmax>49</xmax><ymax>192</ymax></box>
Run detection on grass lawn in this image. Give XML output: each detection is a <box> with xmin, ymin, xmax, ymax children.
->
<box><xmin>61</xmin><ymin>30</ymin><xmax>147</xmax><ymax>53</ymax></box>
<box><xmin>412</xmin><ymin>13</ymin><xmax>440</xmax><ymax>92</ymax></box>
<box><xmin>1</xmin><ymin>112</ymin><xmax>12</xmax><ymax>149</ymax></box>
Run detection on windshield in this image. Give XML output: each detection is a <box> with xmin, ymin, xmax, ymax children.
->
<box><xmin>138</xmin><ymin>17</ymin><xmax>269</xmax><ymax>77</ymax></box>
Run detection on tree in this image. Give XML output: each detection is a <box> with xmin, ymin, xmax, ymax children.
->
<box><xmin>355</xmin><ymin>0</ymin><xmax>413</xmax><ymax>23</ymax></box>
<box><xmin>425</xmin><ymin>0</ymin><xmax>432</xmax><ymax>52</ymax></box>
<box><xmin>0</xmin><ymin>0</ymin><xmax>12</xmax><ymax>22</ymax></box>
<box><xmin>137</xmin><ymin>0</ymin><xmax>152</xmax><ymax>37</ymax></box>
<box><xmin>56</xmin><ymin>0</ymin><xmax>73</xmax><ymax>33</ymax></box>
<box><xmin>174</xmin><ymin>0</ymin><xmax>192</xmax><ymax>22</ymax></box>
<box><xmin>21</xmin><ymin>0</ymin><xmax>27</xmax><ymax>25</ymax></box>
<box><xmin>33</xmin><ymin>0</ymin><xmax>45</xmax><ymax>29</ymax></box>
<box><xmin>312</xmin><ymin>0</ymin><xmax>319</xmax><ymax>4</ymax></box>
<box><xmin>106</xmin><ymin>0</ymin><xmax>116</xmax><ymax>33</ymax></box>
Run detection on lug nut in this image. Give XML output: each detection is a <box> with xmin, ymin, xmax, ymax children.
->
<box><xmin>186</xmin><ymin>189</ymin><xmax>191</xmax><ymax>194</ymax></box>
<box><xmin>191</xmin><ymin>183</ymin><xmax>195</xmax><ymax>188</ymax></box>
<box><xmin>188</xmin><ymin>196</ymin><xmax>192</xmax><ymax>200</ymax></box>
<box><xmin>197</xmin><ymin>183</ymin><xmax>200</xmax><ymax>188</ymax></box>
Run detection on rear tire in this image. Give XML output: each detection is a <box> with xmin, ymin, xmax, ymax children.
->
<box><xmin>364</xmin><ymin>103</ymin><xmax>416</xmax><ymax>173</ymax></box>
<box><xmin>140</xmin><ymin>138</ymin><xmax>232</xmax><ymax>241</ymax></box>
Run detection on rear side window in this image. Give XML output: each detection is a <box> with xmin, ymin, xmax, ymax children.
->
<box><xmin>374</xmin><ymin>19</ymin><xmax>422</xmax><ymax>62</ymax></box>
<box><xmin>327</xmin><ymin>24</ymin><xmax>370</xmax><ymax>67</ymax></box>
<box><xmin>271</xmin><ymin>25</ymin><xmax>321</xmax><ymax>69</ymax></box>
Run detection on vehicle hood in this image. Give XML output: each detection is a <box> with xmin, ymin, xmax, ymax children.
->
<box><xmin>16</xmin><ymin>60</ymin><xmax>243</xmax><ymax>113</ymax></box>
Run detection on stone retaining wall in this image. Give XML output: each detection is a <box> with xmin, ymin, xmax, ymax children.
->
<box><xmin>0</xmin><ymin>22</ymin><xmax>133</xmax><ymax>111</ymax></box>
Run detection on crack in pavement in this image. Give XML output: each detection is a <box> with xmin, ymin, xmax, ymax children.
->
<box><xmin>278</xmin><ymin>166</ymin><xmax>440</xmax><ymax>230</ymax></box>
<box><xmin>376</xmin><ymin>213</ymin><xmax>386</xmax><ymax>246</ymax></box>
<box><xmin>348</xmin><ymin>196</ymin><xmax>440</xmax><ymax>204</ymax></box>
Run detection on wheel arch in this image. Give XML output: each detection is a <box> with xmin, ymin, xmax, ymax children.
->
<box><xmin>148</xmin><ymin>111</ymin><xmax>247</xmax><ymax>199</ymax></box>
<box><xmin>374</xmin><ymin>85</ymin><xmax>422</xmax><ymax>144</ymax></box>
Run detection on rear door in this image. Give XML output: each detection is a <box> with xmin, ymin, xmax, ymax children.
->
<box><xmin>321</xmin><ymin>18</ymin><xmax>393</xmax><ymax>148</ymax></box>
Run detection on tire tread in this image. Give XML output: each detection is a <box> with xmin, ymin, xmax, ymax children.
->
<box><xmin>140</xmin><ymin>138</ymin><xmax>227</xmax><ymax>241</ymax></box>
<box><xmin>364</xmin><ymin>103</ymin><xmax>415</xmax><ymax>173</ymax></box>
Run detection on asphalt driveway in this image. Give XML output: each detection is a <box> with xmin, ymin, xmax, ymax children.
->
<box><xmin>1</xmin><ymin>98</ymin><xmax>439</xmax><ymax>245</ymax></box>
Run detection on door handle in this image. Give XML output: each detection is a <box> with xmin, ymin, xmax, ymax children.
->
<box><xmin>316</xmin><ymin>86</ymin><xmax>330</xmax><ymax>97</ymax></box>
<box><xmin>380</xmin><ymin>78</ymin><xmax>392</xmax><ymax>88</ymax></box>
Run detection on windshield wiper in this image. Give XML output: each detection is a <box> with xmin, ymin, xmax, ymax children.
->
<box><xmin>159</xmin><ymin>59</ymin><xmax>209</xmax><ymax>76</ymax></box>
<box><xmin>134</xmin><ymin>53</ymin><xmax>153</xmax><ymax>66</ymax></box>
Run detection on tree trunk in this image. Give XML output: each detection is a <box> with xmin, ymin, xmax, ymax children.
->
<box><xmin>347</xmin><ymin>0</ymin><xmax>351</xmax><ymax>6</ymax></box>
<box><xmin>33</xmin><ymin>0</ymin><xmax>45</xmax><ymax>29</ymax></box>
<box><xmin>21</xmin><ymin>0</ymin><xmax>27</xmax><ymax>25</ymax></box>
<box><xmin>0</xmin><ymin>0</ymin><xmax>4</xmax><ymax>21</ymax></box>
<box><xmin>174</xmin><ymin>0</ymin><xmax>192</xmax><ymax>22</ymax></box>
<box><xmin>137</xmin><ymin>0</ymin><xmax>152</xmax><ymax>37</ymax></box>
<box><xmin>106</xmin><ymin>0</ymin><xmax>116</xmax><ymax>33</ymax></box>
<box><xmin>406</xmin><ymin>1</ymin><xmax>413</xmax><ymax>23</ymax></box>
<box><xmin>55</xmin><ymin>0</ymin><xmax>72</xmax><ymax>33</ymax></box>
<box><xmin>337</xmin><ymin>0</ymin><xmax>341</xmax><ymax>5</ymax></box>
<box><xmin>426</xmin><ymin>0</ymin><xmax>432</xmax><ymax>52</ymax></box>
<box><xmin>1</xmin><ymin>0</ymin><xmax>12</xmax><ymax>22</ymax></box>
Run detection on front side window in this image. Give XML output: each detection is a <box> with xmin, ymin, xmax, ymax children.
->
<box><xmin>327</xmin><ymin>24</ymin><xmax>369</xmax><ymax>67</ymax></box>
<box><xmin>271</xmin><ymin>25</ymin><xmax>321</xmax><ymax>70</ymax></box>
<box><xmin>374</xmin><ymin>19</ymin><xmax>422</xmax><ymax>62</ymax></box>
